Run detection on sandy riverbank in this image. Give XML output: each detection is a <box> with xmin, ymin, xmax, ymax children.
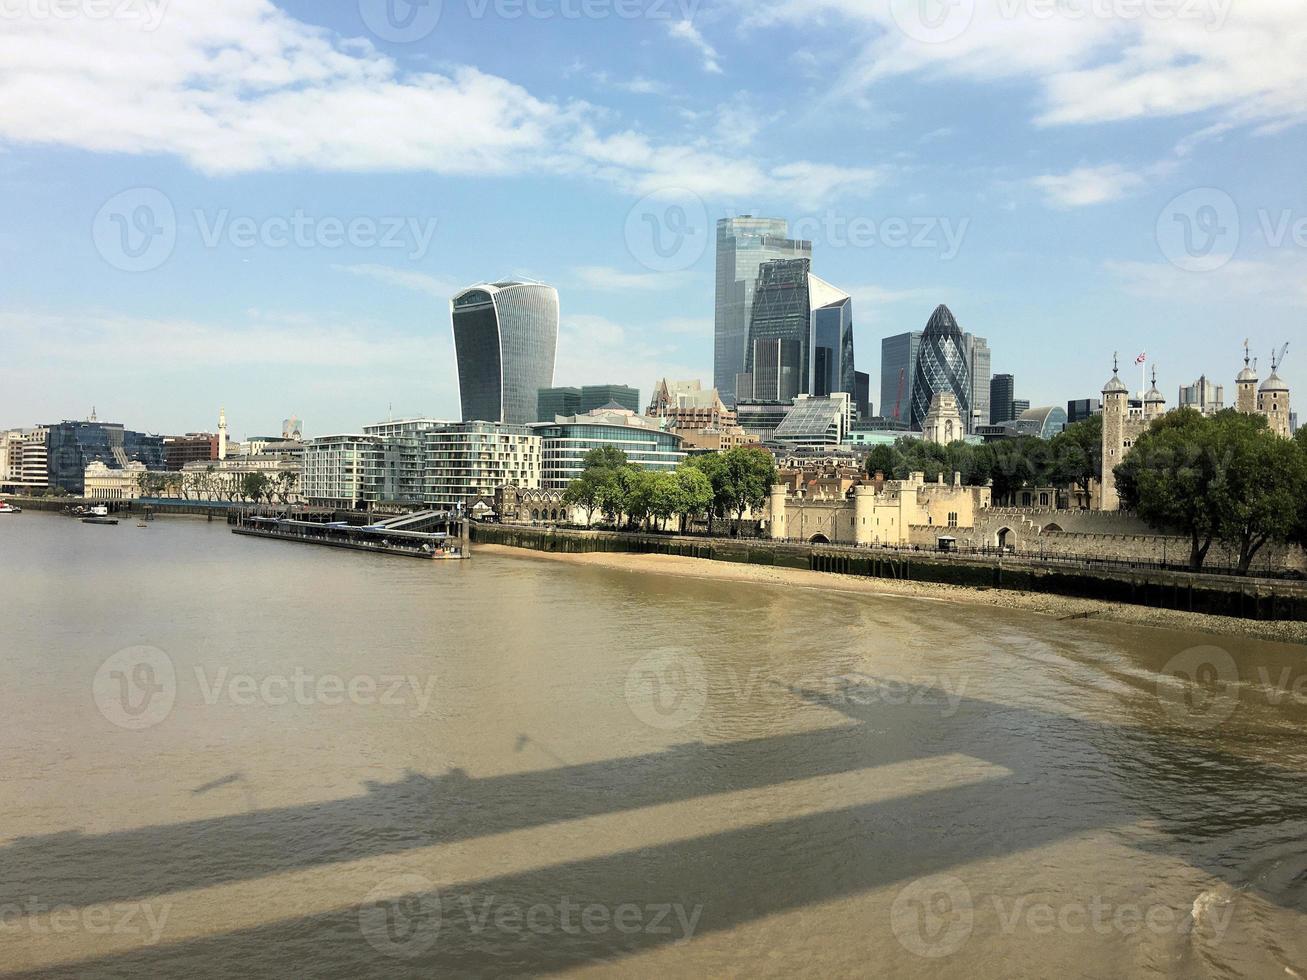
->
<box><xmin>476</xmin><ymin>543</ymin><xmax>1307</xmax><ymax>646</ymax></box>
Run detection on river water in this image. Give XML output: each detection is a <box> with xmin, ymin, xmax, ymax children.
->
<box><xmin>1</xmin><ymin>512</ymin><xmax>1306</xmax><ymax>978</ymax></box>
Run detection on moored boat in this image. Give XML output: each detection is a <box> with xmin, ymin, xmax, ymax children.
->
<box><xmin>0</xmin><ymin>501</ymin><xmax>20</xmax><ymax>514</ymax></box>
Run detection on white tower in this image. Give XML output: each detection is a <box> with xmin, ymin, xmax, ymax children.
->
<box><xmin>218</xmin><ymin>407</ymin><xmax>228</xmax><ymax>460</ymax></box>
<box><xmin>1235</xmin><ymin>341</ymin><xmax>1259</xmax><ymax>415</ymax></box>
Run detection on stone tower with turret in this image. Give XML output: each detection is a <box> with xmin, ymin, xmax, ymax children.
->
<box><xmin>1258</xmin><ymin>349</ymin><xmax>1291</xmax><ymax>438</ymax></box>
<box><xmin>1099</xmin><ymin>355</ymin><xmax>1155</xmax><ymax>511</ymax></box>
<box><xmin>1235</xmin><ymin>342</ymin><xmax>1259</xmax><ymax>415</ymax></box>
<box><xmin>1143</xmin><ymin>366</ymin><xmax>1166</xmax><ymax>421</ymax></box>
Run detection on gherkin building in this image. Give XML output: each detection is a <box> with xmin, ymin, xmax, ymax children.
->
<box><xmin>909</xmin><ymin>304</ymin><xmax>971</xmax><ymax>431</ymax></box>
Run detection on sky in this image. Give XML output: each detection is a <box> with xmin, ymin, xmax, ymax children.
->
<box><xmin>0</xmin><ymin>0</ymin><xmax>1303</xmax><ymax>439</ymax></box>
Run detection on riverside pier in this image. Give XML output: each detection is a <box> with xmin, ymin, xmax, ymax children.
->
<box><xmin>232</xmin><ymin>511</ymin><xmax>468</xmax><ymax>560</ymax></box>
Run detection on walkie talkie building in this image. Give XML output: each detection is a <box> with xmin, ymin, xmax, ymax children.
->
<box><xmin>451</xmin><ymin>281</ymin><xmax>559</xmax><ymax>426</ymax></box>
<box><xmin>910</xmin><ymin>304</ymin><xmax>971</xmax><ymax>431</ymax></box>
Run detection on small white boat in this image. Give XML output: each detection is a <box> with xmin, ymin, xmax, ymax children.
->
<box><xmin>87</xmin><ymin>504</ymin><xmax>110</xmax><ymax>517</ymax></box>
<box><xmin>0</xmin><ymin>502</ymin><xmax>20</xmax><ymax>514</ymax></box>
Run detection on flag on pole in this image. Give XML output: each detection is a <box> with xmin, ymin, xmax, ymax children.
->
<box><xmin>1135</xmin><ymin>352</ymin><xmax>1147</xmax><ymax>365</ymax></box>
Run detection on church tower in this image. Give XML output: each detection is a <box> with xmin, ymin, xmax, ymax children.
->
<box><xmin>1258</xmin><ymin>347</ymin><xmax>1291</xmax><ymax>438</ymax></box>
<box><xmin>1099</xmin><ymin>355</ymin><xmax>1131</xmax><ymax>512</ymax></box>
<box><xmin>1235</xmin><ymin>341</ymin><xmax>1259</xmax><ymax>415</ymax></box>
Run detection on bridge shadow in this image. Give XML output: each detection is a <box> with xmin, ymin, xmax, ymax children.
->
<box><xmin>4</xmin><ymin>678</ymin><xmax>1306</xmax><ymax>976</ymax></box>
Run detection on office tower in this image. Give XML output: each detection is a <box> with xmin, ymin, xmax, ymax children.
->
<box><xmin>965</xmin><ymin>334</ymin><xmax>991</xmax><ymax>434</ymax></box>
<box><xmin>451</xmin><ymin>281</ymin><xmax>559</xmax><ymax>426</ymax></box>
<box><xmin>1177</xmin><ymin>376</ymin><xmax>1224</xmax><ymax>415</ymax></box>
<box><xmin>880</xmin><ymin>331</ymin><xmax>922</xmax><ymax>426</ymax></box>
<box><xmin>714</xmin><ymin>216</ymin><xmax>811</xmax><ymax>405</ymax></box>
<box><xmin>537</xmin><ymin>386</ymin><xmax>581</xmax><ymax>422</ymax></box>
<box><xmin>809</xmin><ymin>278</ymin><xmax>855</xmax><ymax>399</ymax></box>
<box><xmin>853</xmin><ymin>371</ymin><xmax>871</xmax><ymax>420</ymax></box>
<box><xmin>1066</xmin><ymin>399</ymin><xmax>1100</xmax><ymax>425</ymax></box>
<box><xmin>909</xmin><ymin>305</ymin><xmax>971</xmax><ymax>431</ymax></box>
<box><xmin>990</xmin><ymin>374</ymin><xmax>1016</xmax><ymax>424</ymax></box>
<box><xmin>43</xmin><ymin>419</ymin><xmax>165</xmax><ymax>494</ymax></box>
<box><xmin>1012</xmin><ymin>398</ymin><xmax>1031</xmax><ymax>416</ymax></box>
<box><xmin>579</xmin><ymin>385</ymin><xmax>640</xmax><ymax>414</ymax></box>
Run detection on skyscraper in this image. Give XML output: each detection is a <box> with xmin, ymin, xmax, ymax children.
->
<box><xmin>965</xmin><ymin>333</ymin><xmax>991</xmax><ymax>434</ymax></box>
<box><xmin>714</xmin><ymin>216</ymin><xmax>811</xmax><ymax>405</ymax></box>
<box><xmin>853</xmin><ymin>371</ymin><xmax>871</xmax><ymax>420</ymax></box>
<box><xmin>880</xmin><ymin>331</ymin><xmax>922</xmax><ymax>426</ymax></box>
<box><xmin>910</xmin><ymin>305</ymin><xmax>971</xmax><ymax>431</ymax></box>
<box><xmin>451</xmin><ymin>281</ymin><xmax>559</xmax><ymax>426</ymax></box>
<box><xmin>990</xmin><ymin>374</ymin><xmax>1015</xmax><ymax>424</ymax></box>
<box><xmin>809</xmin><ymin>278</ymin><xmax>855</xmax><ymax>399</ymax></box>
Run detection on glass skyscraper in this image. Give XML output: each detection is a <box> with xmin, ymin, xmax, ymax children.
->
<box><xmin>714</xmin><ymin>216</ymin><xmax>811</xmax><ymax>405</ymax></box>
<box><xmin>451</xmin><ymin>281</ymin><xmax>559</xmax><ymax>426</ymax></box>
<box><xmin>809</xmin><ymin>279</ymin><xmax>855</xmax><ymax>399</ymax></box>
<box><xmin>965</xmin><ymin>333</ymin><xmax>991</xmax><ymax>434</ymax></box>
<box><xmin>879</xmin><ymin>331</ymin><xmax>922</xmax><ymax>426</ymax></box>
<box><xmin>990</xmin><ymin>374</ymin><xmax>1016</xmax><ymax>424</ymax></box>
<box><xmin>910</xmin><ymin>305</ymin><xmax>971</xmax><ymax>431</ymax></box>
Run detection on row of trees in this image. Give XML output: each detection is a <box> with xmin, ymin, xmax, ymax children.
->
<box><xmin>862</xmin><ymin>414</ymin><xmax>1103</xmax><ymax>502</ymax></box>
<box><xmin>1116</xmin><ymin>409</ymin><xmax>1307</xmax><ymax>573</ymax></box>
<box><xmin>135</xmin><ymin>467</ymin><xmax>300</xmax><ymax>504</ymax></box>
<box><xmin>562</xmin><ymin>446</ymin><xmax>776</xmax><ymax>533</ymax></box>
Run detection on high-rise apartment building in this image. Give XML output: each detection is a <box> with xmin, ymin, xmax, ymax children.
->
<box><xmin>880</xmin><ymin>331</ymin><xmax>922</xmax><ymax>426</ymax></box>
<box><xmin>451</xmin><ymin>281</ymin><xmax>559</xmax><ymax>426</ymax></box>
<box><xmin>714</xmin><ymin>216</ymin><xmax>811</xmax><ymax>405</ymax></box>
<box><xmin>909</xmin><ymin>305</ymin><xmax>971</xmax><ymax>431</ymax></box>
<box><xmin>965</xmin><ymin>334</ymin><xmax>991</xmax><ymax>434</ymax></box>
<box><xmin>990</xmin><ymin>374</ymin><xmax>1016</xmax><ymax>425</ymax></box>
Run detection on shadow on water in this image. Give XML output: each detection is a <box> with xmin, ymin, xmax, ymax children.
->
<box><xmin>5</xmin><ymin>680</ymin><xmax>1307</xmax><ymax>977</ymax></box>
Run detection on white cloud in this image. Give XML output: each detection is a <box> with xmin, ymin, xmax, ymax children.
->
<box><xmin>666</xmin><ymin>20</ymin><xmax>724</xmax><ymax>74</ymax></box>
<box><xmin>0</xmin><ymin>0</ymin><xmax>872</xmax><ymax>207</ymax></box>
<box><xmin>1030</xmin><ymin>164</ymin><xmax>1145</xmax><ymax>208</ymax></box>
<box><xmin>1106</xmin><ymin>256</ymin><xmax>1307</xmax><ymax>308</ymax></box>
<box><xmin>737</xmin><ymin>1</ymin><xmax>1307</xmax><ymax>135</ymax></box>
<box><xmin>555</xmin><ymin>313</ymin><xmax>705</xmax><ymax>395</ymax></box>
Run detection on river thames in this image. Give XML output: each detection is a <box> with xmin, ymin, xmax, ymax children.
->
<box><xmin>2</xmin><ymin>512</ymin><xmax>1306</xmax><ymax>978</ymax></box>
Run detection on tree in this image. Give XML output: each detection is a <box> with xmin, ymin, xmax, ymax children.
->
<box><xmin>1207</xmin><ymin>412</ymin><xmax>1306</xmax><ymax>574</ymax></box>
<box><xmin>673</xmin><ymin>464</ymin><xmax>714</xmax><ymax>533</ymax></box>
<box><xmin>240</xmin><ymin>471</ymin><xmax>271</xmax><ymax>503</ymax></box>
<box><xmin>582</xmin><ymin>446</ymin><xmax>627</xmax><ymax>471</ymax></box>
<box><xmin>686</xmin><ymin>452</ymin><xmax>731</xmax><ymax>534</ymax></box>
<box><xmin>1048</xmin><ymin>414</ymin><xmax>1102</xmax><ymax>501</ymax></box>
<box><xmin>722</xmin><ymin>446</ymin><xmax>776</xmax><ymax>529</ymax></box>
<box><xmin>1115</xmin><ymin>408</ymin><xmax>1219</xmax><ymax>570</ymax></box>
<box><xmin>646</xmin><ymin>470</ymin><xmax>682</xmax><ymax>530</ymax></box>
<box><xmin>863</xmin><ymin>444</ymin><xmax>899</xmax><ymax>479</ymax></box>
<box><xmin>563</xmin><ymin>467</ymin><xmax>613</xmax><ymax>527</ymax></box>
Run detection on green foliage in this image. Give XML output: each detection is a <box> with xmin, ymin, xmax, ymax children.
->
<box><xmin>582</xmin><ymin>446</ymin><xmax>627</xmax><ymax>471</ymax></box>
<box><xmin>863</xmin><ymin>444</ymin><xmax>899</xmax><ymax>478</ymax></box>
<box><xmin>240</xmin><ymin>471</ymin><xmax>271</xmax><ymax>503</ymax></box>
<box><xmin>1048</xmin><ymin>414</ymin><xmax>1102</xmax><ymax>495</ymax></box>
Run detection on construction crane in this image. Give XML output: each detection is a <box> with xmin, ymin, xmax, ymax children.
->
<box><xmin>892</xmin><ymin>368</ymin><xmax>906</xmax><ymax>420</ymax></box>
<box><xmin>1271</xmin><ymin>342</ymin><xmax>1289</xmax><ymax>371</ymax></box>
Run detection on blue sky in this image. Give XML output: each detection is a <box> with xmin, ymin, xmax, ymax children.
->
<box><xmin>0</xmin><ymin>0</ymin><xmax>1302</xmax><ymax>438</ymax></box>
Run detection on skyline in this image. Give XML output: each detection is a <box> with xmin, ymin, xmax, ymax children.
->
<box><xmin>2</xmin><ymin>0</ymin><xmax>1305</xmax><ymax>435</ymax></box>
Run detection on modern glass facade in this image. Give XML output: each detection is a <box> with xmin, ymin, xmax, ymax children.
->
<box><xmin>909</xmin><ymin>305</ymin><xmax>971</xmax><ymax>431</ymax></box>
<box><xmin>746</xmin><ymin>260</ymin><xmax>854</xmax><ymax>403</ymax></box>
<box><xmin>879</xmin><ymin>331</ymin><xmax>922</xmax><ymax>426</ymax></box>
<box><xmin>714</xmin><ymin>217</ymin><xmax>811</xmax><ymax>405</ymax></box>
<box><xmin>44</xmin><ymin>420</ymin><xmax>165</xmax><ymax>494</ymax></box>
<box><xmin>451</xmin><ymin>281</ymin><xmax>559</xmax><ymax>426</ymax></box>
<box><xmin>809</xmin><ymin>282</ymin><xmax>855</xmax><ymax>400</ymax></box>
<box><xmin>1014</xmin><ymin>406</ymin><xmax>1068</xmax><ymax>439</ymax></box>
<box><xmin>772</xmin><ymin>393</ymin><xmax>852</xmax><ymax>447</ymax></box>
<box><xmin>579</xmin><ymin>385</ymin><xmax>640</xmax><ymax>414</ymax></box>
<box><xmin>531</xmin><ymin>412</ymin><xmax>686</xmax><ymax>489</ymax></box>
<box><xmin>537</xmin><ymin>387</ymin><xmax>581</xmax><ymax>422</ymax></box>
<box><xmin>990</xmin><ymin>374</ymin><xmax>1016</xmax><ymax>424</ymax></box>
<box><xmin>1066</xmin><ymin>398</ymin><xmax>1100</xmax><ymax>424</ymax></box>
<box><xmin>854</xmin><ymin>371</ymin><xmax>871</xmax><ymax>420</ymax></box>
<box><xmin>965</xmin><ymin>333</ymin><xmax>991</xmax><ymax>433</ymax></box>
<box><xmin>734</xmin><ymin>400</ymin><xmax>793</xmax><ymax>443</ymax></box>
